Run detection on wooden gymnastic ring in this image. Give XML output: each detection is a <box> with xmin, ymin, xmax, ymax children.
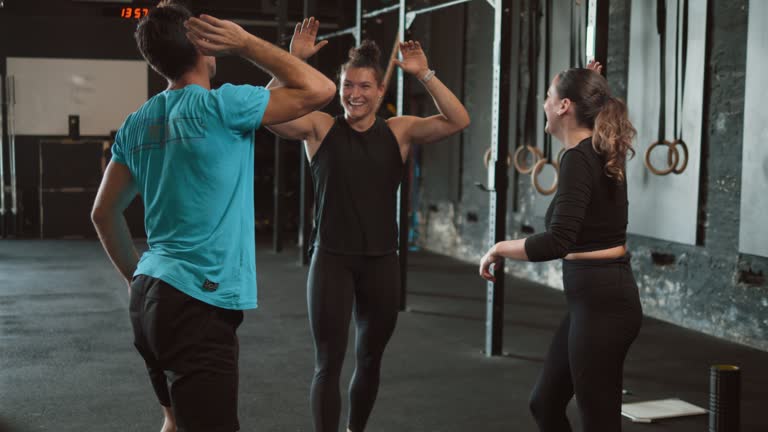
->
<box><xmin>513</xmin><ymin>145</ymin><xmax>544</xmax><ymax>174</ymax></box>
<box><xmin>669</xmin><ymin>139</ymin><xmax>689</xmax><ymax>174</ymax></box>
<box><xmin>483</xmin><ymin>147</ymin><xmax>513</xmax><ymax>169</ymax></box>
<box><xmin>644</xmin><ymin>140</ymin><xmax>679</xmax><ymax>176</ymax></box>
<box><xmin>532</xmin><ymin>158</ymin><xmax>559</xmax><ymax>195</ymax></box>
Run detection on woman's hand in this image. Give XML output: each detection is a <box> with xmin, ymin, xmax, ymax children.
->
<box><xmin>394</xmin><ymin>40</ymin><xmax>430</xmax><ymax>79</ymax></box>
<box><xmin>587</xmin><ymin>59</ymin><xmax>603</xmax><ymax>74</ymax></box>
<box><xmin>185</xmin><ymin>14</ymin><xmax>250</xmax><ymax>57</ymax></box>
<box><xmin>479</xmin><ymin>247</ymin><xmax>504</xmax><ymax>282</ymax></box>
<box><xmin>290</xmin><ymin>17</ymin><xmax>329</xmax><ymax>61</ymax></box>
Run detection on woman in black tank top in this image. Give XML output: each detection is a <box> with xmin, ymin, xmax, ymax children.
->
<box><xmin>479</xmin><ymin>64</ymin><xmax>643</xmax><ymax>431</ymax></box>
<box><xmin>265</xmin><ymin>18</ymin><xmax>470</xmax><ymax>432</ymax></box>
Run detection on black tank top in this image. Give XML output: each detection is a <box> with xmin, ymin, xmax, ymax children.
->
<box><xmin>310</xmin><ymin>115</ymin><xmax>404</xmax><ymax>255</ymax></box>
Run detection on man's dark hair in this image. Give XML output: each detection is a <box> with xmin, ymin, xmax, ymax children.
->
<box><xmin>135</xmin><ymin>1</ymin><xmax>198</xmax><ymax>81</ymax></box>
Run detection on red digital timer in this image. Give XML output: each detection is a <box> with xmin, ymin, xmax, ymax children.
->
<box><xmin>120</xmin><ymin>7</ymin><xmax>150</xmax><ymax>19</ymax></box>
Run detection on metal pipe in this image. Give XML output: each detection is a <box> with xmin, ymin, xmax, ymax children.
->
<box><xmin>586</xmin><ymin>0</ymin><xmax>596</xmax><ymax>63</ymax></box>
<box><xmin>1</xmin><ymin>74</ymin><xmax>6</xmax><ymax>224</ymax></box>
<box><xmin>232</xmin><ymin>18</ymin><xmax>338</xmax><ymax>29</ymax></box>
<box><xmin>317</xmin><ymin>26</ymin><xmax>356</xmax><ymax>41</ymax></box>
<box><xmin>410</xmin><ymin>0</ymin><xmax>474</xmax><ymax>16</ymax></box>
<box><xmin>7</xmin><ymin>76</ymin><xmax>17</xmax><ymax>220</ymax></box>
<box><xmin>355</xmin><ymin>0</ymin><xmax>362</xmax><ymax>45</ymax></box>
<box><xmin>273</xmin><ymin>0</ymin><xmax>288</xmax><ymax>254</ymax></box>
<box><xmin>405</xmin><ymin>0</ymin><xmax>474</xmax><ymax>29</ymax></box>
<box><xmin>485</xmin><ymin>0</ymin><xmax>512</xmax><ymax>357</ymax></box>
<box><xmin>397</xmin><ymin>0</ymin><xmax>405</xmax><ymax>117</ymax></box>
<box><xmin>363</xmin><ymin>4</ymin><xmax>400</xmax><ymax>19</ymax></box>
<box><xmin>396</xmin><ymin>0</ymin><xmax>407</xmax><ymax>311</ymax></box>
<box><xmin>298</xmin><ymin>0</ymin><xmax>316</xmax><ymax>266</ymax></box>
<box><xmin>593</xmin><ymin>0</ymin><xmax>610</xmax><ymax>71</ymax></box>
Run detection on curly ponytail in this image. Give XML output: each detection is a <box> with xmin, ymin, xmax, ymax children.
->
<box><xmin>593</xmin><ymin>97</ymin><xmax>636</xmax><ymax>183</ymax></box>
<box><xmin>556</xmin><ymin>68</ymin><xmax>636</xmax><ymax>183</ymax></box>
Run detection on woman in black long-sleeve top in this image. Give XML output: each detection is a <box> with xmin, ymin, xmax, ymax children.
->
<box><xmin>479</xmin><ymin>64</ymin><xmax>642</xmax><ymax>432</ymax></box>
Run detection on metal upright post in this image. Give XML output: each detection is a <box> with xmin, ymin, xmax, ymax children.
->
<box><xmin>396</xmin><ymin>0</ymin><xmax>408</xmax><ymax>311</ymax></box>
<box><xmin>298</xmin><ymin>0</ymin><xmax>317</xmax><ymax>265</ymax></box>
<box><xmin>586</xmin><ymin>0</ymin><xmax>609</xmax><ymax>71</ymax></box>
<box><xmin>6</xmin><ymin>76</ymin><xmax>17</xmax><ymax>237</ymax></box>
<box><xmin>594</xmin><ymin>0</ymin><xmax>609</xmax><ymax>71</ymax></box>
<box><xmin>0</xmin><ymin>75</ymin><xmax>6</xmax><ymax>238</ymax></box>
<box><xmin>273</xmin><ymin>0</ymin><xmax>288</xmax><ymax>253</ymax></box>
<box><xmin>485</xmin><ymin>0</ymin><xmax>513</xmax><ymax>356</ymax></box>
<box><xmin>355</xmin><ymin>0</ymin><xmax>362</xmax><ymax>45</ymax></box>
<box><xmin>273</xmin><ymin>145</ymin><xmax>283</xmax><ymax>253</ymax></box>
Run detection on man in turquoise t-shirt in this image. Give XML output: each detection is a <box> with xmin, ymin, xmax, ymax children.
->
<box><xmin>91</xmin><ymin>2</ymin><xmax>335</xmax><ymax>431</ymax></box>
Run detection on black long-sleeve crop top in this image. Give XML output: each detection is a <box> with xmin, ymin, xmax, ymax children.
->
<box><xmin>524</xmin><ymin>137</ymin><xmax>628</xmax><ymax>262</ymax></box>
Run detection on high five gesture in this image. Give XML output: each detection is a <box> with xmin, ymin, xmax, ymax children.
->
<box><xmin>394</xmin><ymin>40</ymin><xmax>430</xmax><ymax>78</ymax></box>
<box><xmin>290</xmin><ymin>17</ymin><xmax>329</xmax><ymax>61</ymax></box>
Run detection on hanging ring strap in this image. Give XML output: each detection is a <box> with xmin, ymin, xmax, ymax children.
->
<box><xmin>513</xmin><ymin>3</ymin><xmax>527</xmax><ymax>166</ymax></box>
<box><xmin>532</xmin><ymin>0</ymin><xmax>558</xmax><ymax>196</ymax></box>
<box><xmin>644</xmin><ymin>0</ymin><xmax>679</xmax><ymax>176</ymax></box>
<box><xmin>669</xmin><ymin>0</ymin><xmax>689</xmax><ymax>175</ymax></box>
<box><xmin>543</xmin><ymin>0</ymin><xmax>553</xmax><ymax>161</ymax></box>
<box><xmin>532</xmin><ymin>158</ymin><xmax>559</xmax><ymax>195</ymax></box>
<box><xmin>571</xmin><ymin>0</ymin><xmax>584</xmax><ymax>68</ymax></box>
<box><xmin>576</xmin><ymin>0</ymin><xmax>584</xmax><ymax>68</ymax></box>
<box><xmin>515</xmin><ymin>0</ymin><xmax>543</xmax><ymax>175</ymax></box>
<box><xmin>570</xmin><ymin>0</ymin><xmax>576</xmax><ymax>67</ymax></box>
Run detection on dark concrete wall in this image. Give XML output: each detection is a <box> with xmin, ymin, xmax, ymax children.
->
<box><xmin>415</xmin><ymin>0</ymin><xmax>768</xmax><ymax>351</ymax></box>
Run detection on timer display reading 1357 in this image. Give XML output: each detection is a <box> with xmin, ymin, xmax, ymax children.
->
<box><xmin>121</xmin><ymin>7</ymin><xmax>150</xmax><ymax>19</ymax></box>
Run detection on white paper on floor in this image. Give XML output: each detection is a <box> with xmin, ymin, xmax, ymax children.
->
<box><xmin>621</xmin><ymin>398</ymin><xmax>708</xmax><ymax>423</ymax></box>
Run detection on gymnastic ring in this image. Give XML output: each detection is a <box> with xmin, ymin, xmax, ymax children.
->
<box><xmin>513</xmin><ymin>145</ymin><xmax>544</xmax><ymax>174</ymax></box>
<box><xmin>483</xmin><ymin>147</ymin><xmax>513</xmax><ymax>169</ymax></box>
<box><xmin>532</xmin><ymin>158</ymin><xmax>559</xmax><ymax>195</ymax></box>
<box><xmin>669</xmin><ymin>139</ymin><xmax>689</xmax><ymax>174</ymax></box>
<box><xmin>644</xmin><ymin>140</ymin><xmax>679</xmax><ymax>176</ymax></box>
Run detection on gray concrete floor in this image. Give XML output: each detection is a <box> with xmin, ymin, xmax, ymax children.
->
<box><xmin>1</xmin><ymin>240</ymin><xmax>766</xmax><ymax>431</ymax></box>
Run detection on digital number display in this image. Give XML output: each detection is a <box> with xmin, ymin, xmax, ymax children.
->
<box><xmin>120</xmin><ymin>7</ymin><xmax>149</xmax><ymax>19</ymax></box>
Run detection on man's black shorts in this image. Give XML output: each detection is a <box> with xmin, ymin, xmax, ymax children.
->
<box><xmin>129</xmin><ymin>274</ymin><xmax>244</xmax><ymax>432</ymax></box>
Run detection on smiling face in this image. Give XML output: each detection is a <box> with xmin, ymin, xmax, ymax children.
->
<box><xmin>340</xmin><ymin>66</ymin><xmax>385</xmax><ymax>122</ymax></box>
<box><xmin>543</xmin><ymin>75</ymin><xmax>567</xmax><ymax>138</ymax></box>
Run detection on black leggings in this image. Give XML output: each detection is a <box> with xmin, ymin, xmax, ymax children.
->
<box><xmin>529</xmin><ymin>255</ymin><xmax>643</xmax><ymax>432</ymax></box>
<box><xmin>307</xmin><ymin>249</ymin><xmax>400</xmax><ymax>432</ymax></box>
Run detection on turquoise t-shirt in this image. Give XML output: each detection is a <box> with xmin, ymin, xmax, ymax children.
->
<box><xmin>111</xmin><ymin>83</ymin><xmax>270</xmax><ymax>310</ymax></box>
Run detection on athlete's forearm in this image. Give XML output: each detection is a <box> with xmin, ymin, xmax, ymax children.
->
<box><xmin>421</xmin><ymin>75</ymin><xmax>470</xmax><ymax>129</ymax></box>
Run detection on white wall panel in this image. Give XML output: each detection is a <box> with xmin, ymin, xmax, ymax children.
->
<box><xmin>738</xmin><ymin>0</ymin><xmax>768</xmax><ymax>257</ymax></box>
<box><xmin>625</xmin><ymin>0</ymin><xmax>707</xmax><ymax>245</ymax></box>
<box><xmin>7</xmin><ymin>58</ymin><xmax>147</xmax><ymax>136</ymax></box>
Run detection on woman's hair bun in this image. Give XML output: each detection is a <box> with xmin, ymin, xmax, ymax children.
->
<box><xmin>349</xmin><ymin>39</ymin><xmax>381</xmax><ymax>64</ymax></box>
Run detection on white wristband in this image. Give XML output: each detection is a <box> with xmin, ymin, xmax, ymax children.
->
<box><xmin>420</xmin><ymin>69</ymin><xmax>436</xmax><ymax>84</ymax></box>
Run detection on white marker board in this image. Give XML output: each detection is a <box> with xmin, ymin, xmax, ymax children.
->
<box><xmin>738</xmin><ymin>0</ymin><xmax>768</xmax><ymax>257</ymax></box>
<box><xmin>6</xmin><ymin>58</ymin><xmax>148</xmax><ymax>136</ymax></box>
<box><xmin>625</xmin><ymin>0</ymin><xmax>707</xmax><ymax>245</ymax></box>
